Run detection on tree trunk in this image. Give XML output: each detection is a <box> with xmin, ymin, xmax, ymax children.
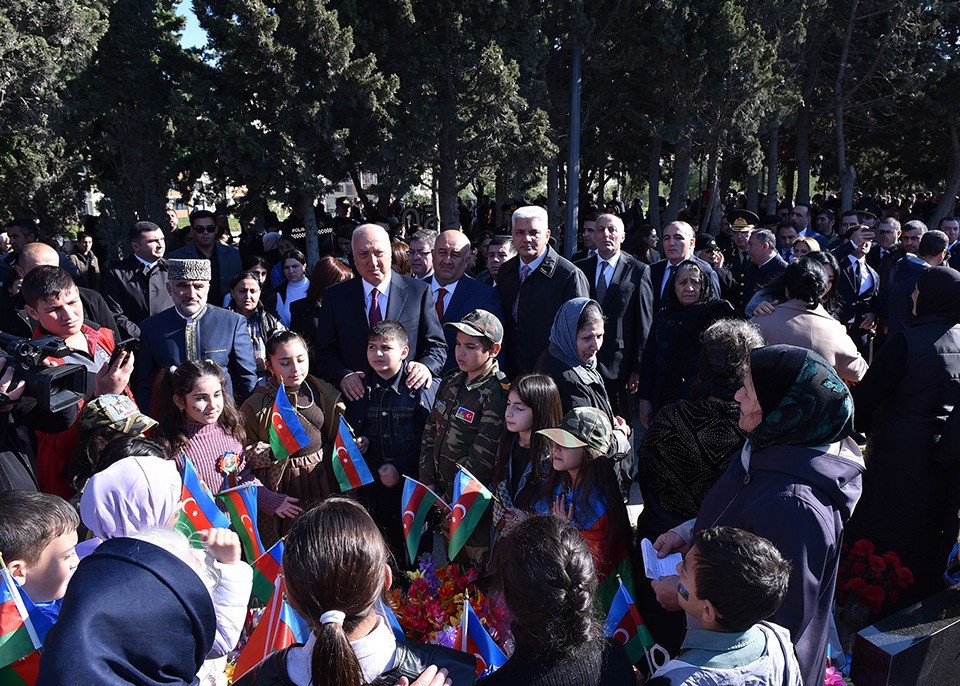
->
<box><xmin>835</xmin><ymin>0</ymin><xmax>859</xmax><ymax>213</ymax></box>
<box><xmin>494</xmin><ymin>168</ymin><xmax>507</xmax><ymax>231</ymax></box>
<box><xmin>303</xmin><ymin>194</ymin><xmax>319</xmax><ymax>267</ymax></box>
<box><xmin>795</xmin><ymin>103</ymin><xmax>811</xmax><ymax>205</ymax></box>
<box><xmin>665</xmin><ymin>132</ymin><xmax>692</xmax><ymax>224</ymax></box>
<box><xmin>930</xmin><ymin>122</ymin><xmax>960</xmax><ymax>228</ymax></box>
<box><xmin>547</xmin><ymin>157</ymin><xmax>561</xmax><ymax>230</ymax></box>
<box><xmin>350</xmin><ymin>169</ymin><xmax>373</xmax><ymax>216</ymax></box>
<box><xmin>785</xmin><ymin>159</ymin><xmax>795</xmax><ymax>208</ymax></box>
<box><xmin>766</xmin><ymin>125</ymin><xmax>779</xmax><ymax>216</ymax></box>
<box><xmin>648</xmin><ymin>135</ymin><xmax>662</xmax><ymax>229</ymax></box>
<box><xmin>437</xmin><ymin>111</ymin><xmax>459</xmax><ymax>230</ymax></box>
<box><xmin>700</xmin><ymin>144</ymin><xmax>721</xmax><ymax>234</ymax></box>
<box><xmin>746</xmin><ymin>173</ymin><xmax>759</xmax><ymax>213</ymax></box>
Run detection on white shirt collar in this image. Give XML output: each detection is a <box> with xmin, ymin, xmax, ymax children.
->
<box><xmin>595</xmin><ymin>251</ymin><xmax>621</xmax><ymax>280</ymax></box>
<box><xmin>431</xmin><ymin>277</ymin><xmax>459</xmax><ymax>298</ymax></box>
<box><xmin>134</xmin><ymin>254</ymin><xmax>159</xmax><ymax>269</ymax></box>
<box><xmin>519</xmin><ymin>248</ymin><xmax>548</xmax><ymax>275</ymax></box>
<box><xmin>362</xmin><ymin>275</ymin><xmax>392</xmax><ymax>305</ymax></box>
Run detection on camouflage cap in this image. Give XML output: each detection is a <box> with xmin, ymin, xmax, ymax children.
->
<box><xmin>537</xmin><ymin>406</ymin><xmax>612</xmax><ymax>455</ymax></box>
<box><xmin>80</xmin><ymin>394</ymin><xmax>158</xmax><ymax>435</ymax></box>
<box><xmin>444</xmin><ymin>309</ymin><xmax>503</xmax><ymax>345</ymax></box>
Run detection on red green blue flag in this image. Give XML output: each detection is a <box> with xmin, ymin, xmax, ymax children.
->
<box><xmin>604</xmin><ymin>576</ymin><xmax>655</xmax><ymax>665</ymax></box>
<box><xmin>218</xmin><ymin>484</ymin><xmax>265</xmax><ymax>561</ymax></box>
<box><xmin>0</xmin><ymin>568</ymin><xmax>50</xmax><ymax>670</ymax></box>
<box><xmin>269</xmin><ymin>386</ymin><xmax>310</xmax><ymax>461</ymax></box>
<box><xmin>377</xmin><ymin>599</ymin><xmax>406</xmax><ymax>643</ymax></box>
<box><xmin>332</xmin><ymin>416</ymin><xmax>374</xmax><ymax>492</ymax></box>
<box><xmin>458</xmin><ymin>598</ymin><xmax>507</xmax><ymax>678</ymax></box>
<box><xmin>0</xmin><ymin>651</ymin><xmax>40</xmax><ymax>685</ymax></box>
<box><xmin>234</xmin><ymin>577</ymin><xmax>310</xmax><ymax>680</ymax></box>
<box><xmin>401</xmin><ymin>476</ymin><xmax>446</xmax><ymax>565</ymax></box>
<box><xmin>251</xmin><ymin>539</ymin><xmax>285</xmax><ymax>604</ymax></box>
<box><xmin>174</xmin><ymin>455</ymin><xmax>230</xmax><ymax>542</ymax></box>
<box><xmin>448</xmin><ymin>466</ymin><xmax>491</xmax><ymax>561</ymax></box>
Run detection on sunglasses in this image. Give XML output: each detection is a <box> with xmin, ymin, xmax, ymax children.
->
<box><xmin>193</xmin><ymin>224</ymin><xmax>217</xmax><ymax>234</ymax></box>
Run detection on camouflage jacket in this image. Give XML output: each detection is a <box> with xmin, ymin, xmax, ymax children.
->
<box><xmin>419</xmin><ymin>361</ymin><xmax>510</xmax><ymax>501</ymax></box>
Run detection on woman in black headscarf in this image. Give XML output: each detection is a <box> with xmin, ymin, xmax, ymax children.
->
<box><xmin>848</xmin><ymin>266</ymin><xmax>960</xmax><ymax>609</ymax></box>
<box><xmin>637</xmin><ymin>260</ymin><xmax>738</xmax><ymax>427</ymax></box>
<box><xmin>652</xmin><ymin>345</ymin><xmax>864</xmax><ymax>686</ymax></box>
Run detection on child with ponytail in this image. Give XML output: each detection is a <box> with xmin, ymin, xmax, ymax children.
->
<box><xmin>154</xmin><ymin>360</ymin><xmax>299</xmax><ymax>519</ymax></box>
<box><xmin>234</xmin><ymin>497</ymin><xmax>474</xmax><ymax>686</ymax></box>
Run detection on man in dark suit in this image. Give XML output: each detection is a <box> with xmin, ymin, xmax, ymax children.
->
<box><xmin>102</xmin><ymin>221</ymin><xmax>173</xmax><ymax>340</ymax></box>
<box><xmin>575</xmin><ymin>213</ymin><xmax>653</xmax><ymax>419</ymax></box>
<box><xmin>649</xmin><ymin>221</ymin><xmax>721</xmax><ymax>313</ymax></box>
<box><xmin>570</xmin><ymin>210</ymin><xmax>599</xmax><ymax>263</ymax></box>
<box><xmin>168</xmin><ymin>210</ymin><xmax>242</xmax><ymax>307</ymax></box>
<box><xmin>316</xmin><ymin>224</ymin><xmax>447</xmax><ymax>402</ymax></box>
<box><xmin>741</xmin><ymin>228</ymin><xmax>788</xmax><ymax>314</ymax></box>
<box><xmin>0</xmin><ymin>241</ymin><xmax>118</xmax><ymax>339</ymax></box>
<box><xmin>833</xmin><ymin>225</ymin><xmax>880</xmax><ymax>354</ymax></box>
<box><xmin>136</xmin><ymin>259</ymin><xmax>258</xmax><ymax>412</ymax></box>
<box><xmin>425</xmin><ymin>230</ymin><xmax>503</xmax><ymax>374</ymax></box>
<box><xmin>937</xmin><ymin>216</ymin><xmax>960</xmax><ymax>269</ymax></box>
<box><xmin>497</xmin><ymin>206</ymin><xmax>590</xmax><ymax>377</ymax></box>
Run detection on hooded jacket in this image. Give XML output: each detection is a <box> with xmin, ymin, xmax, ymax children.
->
<box><xmin>689</xmin><ymin>439</ymin><xmax>863</xmax><ymax>686</ymax></box>
<box><xmin>37</xmin><ymin>536</ymin><xmax>217</xmax><ymax>686</ymax></box>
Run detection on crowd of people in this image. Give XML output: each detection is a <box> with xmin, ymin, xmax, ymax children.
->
<box><xmin>0</xmin><ymin>188</ymin><xmax>959</xmax><ymax>686</ymax></box>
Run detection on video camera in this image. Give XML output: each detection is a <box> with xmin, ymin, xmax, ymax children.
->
<box><xmin>0</xmin><ymin>332</ymin><xmax>91</xmax><ymax>413</ymax></box>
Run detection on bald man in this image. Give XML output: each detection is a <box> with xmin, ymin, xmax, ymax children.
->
<box><xmin>315</xmin><ymin>224</ymin><xmax>447</xmax><ymax>401</ymax></box>
<box><xmin>426</xmin><ymin>230</ymin><xmax>503</xmax><ymax>374</ymax></box>
<box><xmin>0</xmin><ymin>242</ymin><xmax>118</xmax><ymax>338</ymax></box>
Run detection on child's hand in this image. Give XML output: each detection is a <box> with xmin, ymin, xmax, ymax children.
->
<box><xmin>356</xmin><ymin>436</ymin><xmax>369</xmax><ymax>455</ymax></box>
<box><xmin>551</xmin><ymin>495</ymin><xmax>574</xmax><ymax>524</ymax></box>
<box><xmin>199</xmin><ymin>528</ymin><xmax>242</xmax><ymax>565</ymax></box>
<box><xmin>275</xmin><ymin>495</ymin><xmax>302</xmax><ymax>519</ymax></box>
<box><xmin>378</xmin><ymin>464</ymin><xmax>400</xmax><ymax>488</ymax></box>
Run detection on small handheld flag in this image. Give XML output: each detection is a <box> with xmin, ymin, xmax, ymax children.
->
<box><xmin>459</xmin><ymin>597</ymin><xmax>507</xmax><ymax>678</ymax></box>
<box><xmin>448</xmin><ymin>466</ymin><xmax>492</xmax><ymax>561</ymax></box>
<box><xmin>251</xmin><ymin>539</ymin><xmax>285</xmax><ymax>604</ymax></box>
<box><xmin>174</xmin><ymin>456</ymin><xmax>231</xmax><ymax>541</ymax></box>
<box><xmin>234</xmin><ymin>577</ymin><xmax>310</xmax><ymax>680</ymax></box>
<box><xmin>269</xmin><ymin>386</ymin><xmax>310</xmax><ymax>461</ymax></box>
<box><xmin>218</xmin><ymin>484</ymin><xmax>265</xmax><ymax>561</ymax></box>
<box><xmin>377</xmin><ymin>599</ymin><xmax>406</xmax><ymax>643</ymax></box>
<box><xmin>604</xmin><ymin>576</ymin><xmax>656</xmax><ymax>667</ymax></box>
<box><xmin>332</xmin><ymin>416</ymin><xmax>374</xmax><ymax>492</ymax></box>
<box><xmin>401</xmin><ymin>476</ymin><xmax>447</xmax><ymax>565</ymax></box>
<box><xmin>0</xmin><ymin>564</ymin><xmax>50</xmax><ymax>670</ymax></box>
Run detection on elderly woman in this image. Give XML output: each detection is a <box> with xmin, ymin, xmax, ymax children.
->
<box><xmin>653</xmin><ymin>345</ymin><xmax>864</xmax><ymax>686</ymax></box>
<box><xmin>753</xmin><ymin>258</ymin><xmax>868</xmax><ymax>382</ymax></box>
<box><xmin>638</xmin><ymin>260</ymin><xmax>738</xmax><ymax>427</ymax></box>
<box><xmin>849</xmin><ymin>266</ymin><xmax>960</xmax><ymax>609</ymax></box>
<box><xmin>534</xmin><ymin>298</ymin><xmax>631</xmax><ymax>484</ymax></box>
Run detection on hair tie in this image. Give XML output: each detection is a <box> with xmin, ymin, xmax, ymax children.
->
<box><xmin>168</xmin><ymin>365</ymin><xmax>178</xmax><ymax>374</ymax></box>
<box><xmin>319</xmin><ymin>610</ymin><xmax>345</xmax><ymax>626</ymax></box>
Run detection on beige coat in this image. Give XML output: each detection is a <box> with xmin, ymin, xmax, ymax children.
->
<box><xmin>753</xmin><ymin>299</ymin><xmax>868</xmax><ymax>382</ymax></box>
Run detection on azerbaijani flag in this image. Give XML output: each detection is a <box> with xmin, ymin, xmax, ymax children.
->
<box><xmin>0</xmin><ymin>650</ymin><xmax>40</xmax><ymax>685</ymax></box>
<box><xmin>604</xmin><ymin>576</ymin><xmax>655</xmax><ymax>664</ymax></box>
<box><xmin>448</xmin><ymin>466</ymin><xmax>492</xmax><ymax>561</ymax></box>
<box><xmin>332</xmin><ymin>416</ymin><xmax>374</xmax><ymax>492</ymax></box>
<box><xmin>0</xmin><ymin>568</ymin><xmax>50</xmax><ymax>670</ymax></box>
<box><xmin>251</xmin><ymin>539</ymin><xmax>285</xmax><ymax>604</ymax></box>
<box><xmin>401</xmin><ymin>476</ymin><xmax>445</xmax><ymax>565</ymax></box>
<box><xmin>458</xmin><ymin>598</ymin><xmax>507</xmax><ymax>678</ymax></box>
<box><xmin>268</xmin><ymin>386</ymin><xmax>310</xmax><ymax>461</ymax></box>
<box><xmin>218</xmin><ymin>484</ymin><xmax>265</xmax><ymax>561</ymax></box>
<box><xmin>174</xmin><ymin>455</ymin><xmax>231</xmax><ymax>542</ymax></box>
<box><xmin>234</xmin><ymin>578</ymin><xmax>310</xmax><ymax>680</ymax></box>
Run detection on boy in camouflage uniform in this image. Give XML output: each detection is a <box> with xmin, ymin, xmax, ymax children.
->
<box><xmin>420</xmin><ymin>309</ymin><xmax>509</xmax><ymax>567</ymax></box>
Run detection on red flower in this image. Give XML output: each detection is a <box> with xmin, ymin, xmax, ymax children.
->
<box><xmin>852</xmin><ymin>539</ymin><xmax>876</xmax><ymax>557</ymax></box>
<box><xmin>846</xmin><ymin>577</ymin><xmax>867</xmax><ymax>593</ymax></box>
<box><xmin>896</xmin><ymin>567</ymin><xmax>915</xmax><ymax>588</ymax></box>
<box><xmin>869</xmin><ymin>555</ymin><xmax>887</xmax><ymax>573</ymax></box>
<box><xmin>851</xmin><ymin>562</ymin><xmax>868</xmax><ymax>576</ymax></box>
<box><xmin>883</xmin><ymin>551</ymin><xmax>901</xmax><ymax>567</ymax></box>
<box><xmin>863</xmin><ymin>585</ymin><xmax>886</xmax><ymax>604</ymax></box>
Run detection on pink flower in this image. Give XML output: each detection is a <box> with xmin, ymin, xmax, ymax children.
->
<box><xmin>824</xmin><ymin>665</ymin><xmax>846</xmax><ymax>685</ymax></box>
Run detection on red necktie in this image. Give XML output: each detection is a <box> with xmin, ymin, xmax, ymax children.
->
<box><xmin>436</xmin><ymin>287</ymin><xmax>448</xmax><ymax>321</ymax></box>
<box><xmin>369</xmin><ymin>288</ymin><xmax>383</xmax><ymax>325</ymax></box>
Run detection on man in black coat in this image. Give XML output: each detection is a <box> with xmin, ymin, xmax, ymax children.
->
<box><xmin>742</xmin><ymin>228</ymin><xmax>788</xmax><ymax>314</ymax></box>
<box><xmin>0</xmin><ymin>242</ymin><xmax>118</xmax><ymax>339</ymax></box>
<box><xmin>497</xmin><ymin>206</ymin><xmax>590</xmax><ymax>377</ymax></box>
<box><xmin>833</xmin><ymin>225</ymin><xmax>880</xmax><ymax>354</ymax></box>
<box><xmin>649</xmin><ymin>221</ymin><xmax>721</xmax><ymax>313</ymax></box>
<box><xmin>102</xmin><ymin>221</ymin><xmax>174</xmax><ymax>340</ymax></box>
<box><xmin>315</xmin><ymin>224</ymin><xmax>447</xmax><ymax>402</ymax></box>
<box><xmin>575</xmin><ymin>213</ymin><xmax>653</xmax><ymax>419</ymax></box>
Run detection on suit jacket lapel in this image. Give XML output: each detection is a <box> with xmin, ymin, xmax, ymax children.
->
<box><xmin>385</xmin><ymin>276</ymin><xmax>408</xmax><ymax>321</ymax></box>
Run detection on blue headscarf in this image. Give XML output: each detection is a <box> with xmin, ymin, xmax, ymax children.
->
<box><xmin>547</xmin><ymin>297</ymin><xmax>605</xmax><ymax>387</ymax></box>
<box><xmin>747</xmin><ymin>344</ymin><xmax>854</xmax><ymax>451</ymax></box>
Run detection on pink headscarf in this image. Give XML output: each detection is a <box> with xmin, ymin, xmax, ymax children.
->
<box><xmin>79</xmin><ymin>456</ymin><xmax>181</xmax><ymax>555</ymax></box>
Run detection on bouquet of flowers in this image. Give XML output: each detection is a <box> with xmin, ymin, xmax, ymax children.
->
<box><xmin>836</xmin><ymin>538</ymin><xmax>915</xmax><ymax>615</ymax></box>
<box><xmin>385</xmin><ymin>554</ymin><xmax>512</xmax><ymax>652</ymax></box>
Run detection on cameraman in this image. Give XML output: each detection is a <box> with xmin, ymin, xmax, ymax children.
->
<box><xmin>21</xmin><ymin>266</ymin><xmax>134</xmax><ymax>497</ymax></box>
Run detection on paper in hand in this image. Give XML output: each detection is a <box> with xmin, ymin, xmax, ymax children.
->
<box><xmin>641</xmin><ymin>537</ymin><xmax>683</xmax><ymax>580</ymax></box>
